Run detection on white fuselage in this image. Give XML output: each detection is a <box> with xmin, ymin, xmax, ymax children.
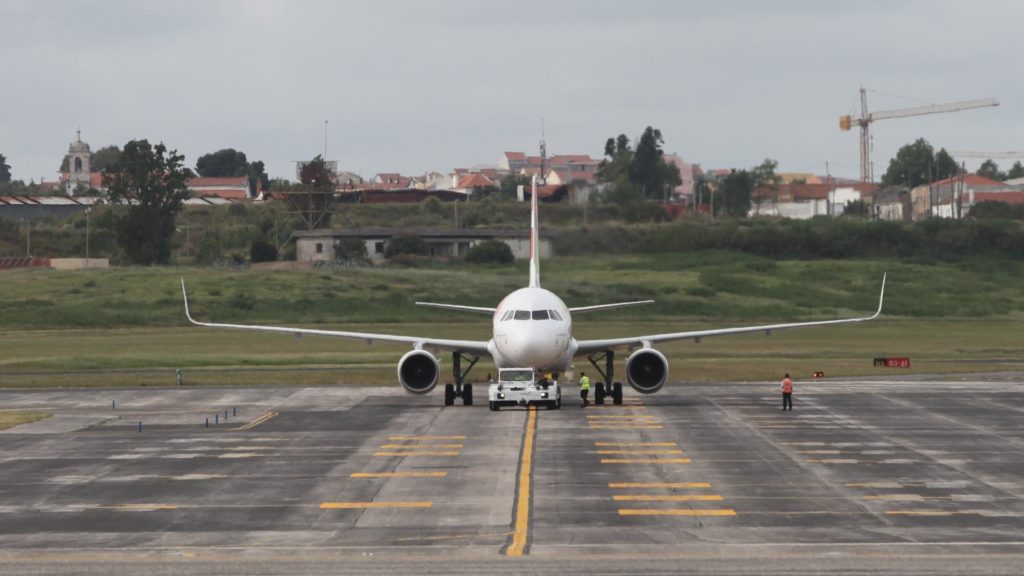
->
<box><xmin>487</xmin><ymin>287</ymin><xmax>576</xmax><ymax>372</ymax></box>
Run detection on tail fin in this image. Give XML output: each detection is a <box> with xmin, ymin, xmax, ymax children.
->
<box><xmin>529</xmin><ymin>176</ymin><xmax>540</xmax><ymax>288</ymax></box>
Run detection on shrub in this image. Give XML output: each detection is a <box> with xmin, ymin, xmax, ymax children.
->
<box><xmin>334</xmin><ymin>237</ymin><xmax>368</xmax><ymax>261</ymax></box>
<box><xmin>250</xmin><ymin>240</ymin><xmax>278</xmax><ymax>263</ymax></box>
<box><xmin>385</xmin><ymin>235</ymin><xmax>429</xmax><ymax>258</ymax></box>
<box><xmin>465</xmin><ymin>239</ymin><xmax>514</xmax><ymax>265</ymax></box>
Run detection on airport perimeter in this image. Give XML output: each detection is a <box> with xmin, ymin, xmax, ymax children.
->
<box><xmin>1</xmin><ymin>377</ymin><xmax>1023</xmax><ymax>575</ymax></box>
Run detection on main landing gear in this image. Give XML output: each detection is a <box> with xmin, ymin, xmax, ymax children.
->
<box><xmin>587</xmin><ymin>350</ymin><xmax>623</xmax><ymax>405</ymax></box>
<box><xmin>444</xmin><ymin>351</ymin><xmax>478</xmax><ymax>407</ymax></box>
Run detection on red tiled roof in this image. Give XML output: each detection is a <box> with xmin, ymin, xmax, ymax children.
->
<box><xmin>504</xmin><ymin>151</ymin><xmax>526</xmax><ymax>160</ymax></box>
<box><xmin>188</xmin><ymin>176</ymin><xmax>248</xmax><ymax>187</ymax></box>
<box><xmin>754</xmin><ymin>182</ymin><xmax>880</xmax><ymax>200</ymax></box>
<box><xmin>195</xmin><ymin>189</ymin><xmax>248</xmax><ymax>200</ymax></box>
<box><xmin>456</xmin><ymin>173</ymin><xmax>495</xmax><ymax>188</ymax></box>
<box><xmin>933</xmin><ymin>174</ymin><xmax>1003</xmax><ymax>187</ymax></box>
<box><xmin>973</xmin><ymin>192</ymin><xmax>1024</xmax><ymax>204</ymax></box>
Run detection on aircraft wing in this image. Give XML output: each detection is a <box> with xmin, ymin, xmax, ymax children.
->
<box><xmin>181</xmin><ymin>279</ymin><xmax>491</xmax><ymax>356</ymax></box>
<box><xmin>575</xmin><ymin>274</ymin><xmax>886</xmax><ymax>355</ymax></box>
<box><xmin>569</xmin><ymin>300</ymin><xmax>655</xmax><ymax>314</ymax></box>
<box><xmin>415</xmin><ymin>302</ymin><xmax>496</xmax><ymax>315</ymax></box>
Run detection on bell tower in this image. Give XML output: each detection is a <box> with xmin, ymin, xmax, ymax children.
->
<box><xmin>66</xmin><ymin>129</ymin><xmax>92</xmax><ymax>194</ymax></box>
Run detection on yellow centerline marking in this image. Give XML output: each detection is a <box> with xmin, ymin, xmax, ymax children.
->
<box><xmin>98</xmin><ymin>504</ymin><xmax>179</xmax><ymax>511</ymax></box>
<box><xmin>379</xmin><ymin>444</ymin><xmax>463</xmax><ymax>449</ymax></box>
<box><xmin>505</xmin><ymin>407</ymin><xmax>537</xmax><ymax>557</ymax></box>
<box><xmin>613</xmin><ymin>494</ymin><xmax>723</xmax><ymax>502</ymax></box>
<box><xmin>595</xmin><ymin>450</ymin><xmax>684</xmax><ymax>455</ymax></box>
<box><xmin>619</xmin><ymin>509</ymin><xmax>736</xmax><ymax>516</ymax></box>
<box><xmin>350</xmin><ymin>472</ymin><xmax>448</xmax><ymax>478</ymax></box>
<box><xmin>609</xmin><ymin>482</ymin><xmax>712</xmax><ymax>489</ymax></box>
<box><xmin>373</xmin><ymin>451</ymin><xmax>460</xmax><ymax>457</ymax></box>
<box><xmin>601</xmin><ymin>458</ymin><xmax>691</xmax><ymax>464</ymax></box>
<box><xmin>595</xmin><ymin>442</ymin><xmax>677</xmax><ymax>447</ymax></box>
<box><xmin>388</xmin><ymin>435</ymin><xmax>466</xmax><ymax>440</ymax></box>
<box><xmin>236</xmin><ymin>411</ymin><xmax>279</xmax><ymax>431</ymax></box>
<box><xmin>320</xmin><ymin>501</ymin><xmax>432</xmax><ymax>509</ymax></box>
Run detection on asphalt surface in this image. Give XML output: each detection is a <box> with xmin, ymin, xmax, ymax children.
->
<box><xmin>1</xmin><ymin>377</ymin><xmax>1023</xmax><ymax>575</ymax></box>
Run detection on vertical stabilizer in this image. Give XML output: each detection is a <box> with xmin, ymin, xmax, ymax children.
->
<box><xmin>529</xmin><ymin>175</ymin><xmax>540</xmax><ymax>288</ymax></box>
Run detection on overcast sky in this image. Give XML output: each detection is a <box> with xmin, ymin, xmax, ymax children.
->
<box><xmin>2</xmin><ymin>0</ymin><xmax>1022</xmax><ymax>183</ymax></box>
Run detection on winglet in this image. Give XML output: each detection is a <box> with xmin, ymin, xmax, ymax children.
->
<box><xmin>181</xmin><ymin>277</ymin><xmax>200</xmax><ymax>326</ymax></box>
<box><xmin>871</xmin><ymin>273</ymin><xmax>886</xmax><ymax>319</ymax></box>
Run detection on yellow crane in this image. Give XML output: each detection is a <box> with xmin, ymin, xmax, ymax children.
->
<box><xmin>840</xmin><ymin>87</ymin><xmax>999</xmax><ymax>182</ymax></box>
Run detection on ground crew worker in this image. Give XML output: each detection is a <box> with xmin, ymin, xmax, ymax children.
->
<box><xmin>579</xmin><ymin>372</ymin><xmax>591</xmax><ymax>408</ymax></box>
<box><xmin>781</xmin><ymin>373</ymin><xmax>793</xmax><ymax>411</ymax></box>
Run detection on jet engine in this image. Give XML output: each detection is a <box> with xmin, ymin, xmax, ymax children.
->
<box><xmin>625</xmin><ymin>348</ymin><xmax>668</xmax><ymax>394</ymax></box>
<box><xmin>397</xmin><ymin>350</ymin><xmax>439</xmax><ymax>394</ymax></box>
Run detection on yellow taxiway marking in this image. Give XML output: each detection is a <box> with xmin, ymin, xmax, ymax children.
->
<box><xmin>805</xmin><ymin>459</ymin><xmax>859</xmax><ymax>464</ymax></box>
<box><xmin>613</xmin><ymin>494</ymin><xmax>723</xmax><ymax>502</ymax></box>
<box><xmin>373</xmin><ymin>451</ymin><xmax>460</xmax><ymax>457</ymax></box>
<box><xmin>601</xmin><ymin>458</ymin><xmax>691</xmax><ymax>464</ymax></box>
<box><xmin>884</xmin><ymin>509</ymin><xmax>959</xmax><ymax>516</ymax></box>
<box><xmin>505</xmin><ymin>407</ymin><xmax>537</xmax><ymax>557</ymax></box>
<box><xmin>595</xmin><ymin>442</ymin><xmax>677</xmax><ymax>447</ymax></box>
<box><xmin>97</xmin><ymin>504</ymin><xmax>179</xmax><ymax>511</ymax></box>
<box><xmin>320</xmin><ymin>501</ymin><xmax>432</xmax><ymax>509</ymax></box>
<box><xmin>589</xmin><ymin>422</ymin><xmax>667</xmax><ymax>426</ymax></box>
<box><xmin>619</xmin><ymin>509</ymin><xmax>736</xmax><ymax>517</ymax></box>
<box><xmin>595</xmin><ymin>450</ymin><xmax>684</xmax><ymax>455</ymax></box>
<box><xmin>236</xmin><ymin>411</ymin><xmax>279</xmax><ymax>431</ymax></box>
<box><xmin>388</xmin><ymin>435</ymin><xmax>466</xmax><ymax>440</ymax></box>
<box><xmin>350</xmin><ymin>472</ymin><xmax>448</xmax><ymax>478</ymax></box>
<box><xmin>379</xmin><ymin>444</ymin><xmax>463</xmax><ymax>449</ymax></box>
<box><xmin>586</xmin><ymin>415</ymin><xmax>659</xmax><ymax>419</ymax></box>
<box><xmin>798</xmin><ymin>450</ymin><xmax>844</xmax><ymax>454</ymax></box>
<box><xmin>609</xmin><ymin>482</ymin><xmax>712</xmax><ymax>489</ymax></box>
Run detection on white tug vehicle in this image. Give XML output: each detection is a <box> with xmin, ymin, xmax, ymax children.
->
<box><xmin>488</xmin><ymin>368</ymin><xmax>561</xmax><ymax>411</ymax></box>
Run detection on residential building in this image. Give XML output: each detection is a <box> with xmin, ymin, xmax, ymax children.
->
<box><xmin>187</xmin><ymin>176</ymin><xmax>253</xmax><ymax>200</ymax></box>
<box><xmin>751</xmin><ymin>182</ymin><xmax>878</xmax><ymax>219</ymax></box>
<box><xmin>909</xmin><ymin>174</ymin><xmax>1023</xmax><ymax>220</ymax></box>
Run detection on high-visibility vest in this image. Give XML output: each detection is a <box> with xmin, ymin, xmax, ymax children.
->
<box><xmin>580</xmin><ymin>376</ymin><xmax>591</xmax><ymax>390</ymax></box>
<box><xmin>781</xmin><ymin>378</ymin><xmax>793</xmax><ymax>394</ymax></box>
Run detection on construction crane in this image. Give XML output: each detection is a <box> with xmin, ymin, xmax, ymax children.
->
<box><xmin>840</xmin><ymin>87</ymin><xmax>999</xmax><ymax>182</ymax></box>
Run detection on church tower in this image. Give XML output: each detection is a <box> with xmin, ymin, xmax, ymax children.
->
<box><xmin>66</xmin><ymin>130</ymin><xmax>92</xmax><ymax>195</ymax></box>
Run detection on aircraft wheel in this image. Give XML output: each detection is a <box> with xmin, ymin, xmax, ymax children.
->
<box><xmin>444</xmin><ymin>384</ymin><xmax>455</xmax><ymax>406</ymax></box>
<box><xmin>489</xmin><ymin>401</ymin><xmax>497</xmax><ymax>411</ymax></box>
<box><xmin>595</xmin><ymin>382</ymin><xmax>606</xmax><ymax>405</ymax></box>
<box><xmin>555</xmin><ymin>397</ymin><xmax>562</xmax><ymax>410</ymax></box>
<box><xmin>463</xmin><ymin>384</ymin><xmax>473</xmax><ymax>406</ymax></box>
<box><xmin>612</xmin><ymin>382</ymin><xmax>623</xmax><ymax>405</ymax></box>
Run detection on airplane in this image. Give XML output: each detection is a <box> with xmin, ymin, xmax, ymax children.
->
<box><xmin>181</xmin><ymin>177</ymin><xmax>886</xmax><ymax>406</ymax></box>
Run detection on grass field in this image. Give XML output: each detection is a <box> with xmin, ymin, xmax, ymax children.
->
<box><xmin>1</xmin><ymin>253</ymin><xmax>1022</xmax><ymax>387</ymax></box>
<box><xmin>0</xmin><ymin>411</ymin><xmax>52</xmax><ymax>430</ymax></box>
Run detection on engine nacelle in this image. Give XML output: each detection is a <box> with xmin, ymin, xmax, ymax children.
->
<box><xmin>397</xmin><ymin>350</ymin><xmax>439</xmax><ymax>394</ymax></box>
<box><xmin>625</xmin><ymin>348</ymin><xmax>668</xmax><ymax>394</ymax></box>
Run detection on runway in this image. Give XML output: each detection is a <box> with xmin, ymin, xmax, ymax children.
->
<box><xmin>1</xmin><ymin>377</ymin><xmax>1024</xmax><ymax>575</ymax></box>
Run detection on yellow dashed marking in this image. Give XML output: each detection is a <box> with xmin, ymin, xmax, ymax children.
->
<box><xmin>373</xmin><ymin>451</ymin><xmax>460</xmax><ymax>457</ymax></box>
<box><xmin>350</xmin><ymin>472</ymin><xmax>448</xmax><ymax>478</ymax></box>
<box><xmin>595</xmin><ymin>450</ymin><xmax>684</xmax><ymax>455</ymax></box>
<box><xmin>618</xmin><ymin>509</ymin><xmax>736</xmax><ymax>517</ymax></box>
<box><xmin>320</xmin><ymin>501</ymin><xmax>432</xmax><ymax>509</ymax></box>
<box><xmin>379</xmin><ymin>444</ymin><xmax>463</xmax><ymax>449</ymax></box>
<box><xmin>613</xmin><ymin>494</ymin><xmax>723</xmax><ymax>502</ymax></box>
<box><xmin>609</xmin><ymin>482</ymin><xmax>712</xmax><ymax>489</ymax></box>
<box><xmin>600</xmin><ymin>458</ymin><xmax>690</xmax><ymax>464</ymax></box>
<box><xmin>99</xmin><ymin>504</ymin><xmax>178</xmax><ymax>511</ymax></box>
<box><xmin>595</xmin><ymin>442</ymin><xmax>677</xmax><ymax>447</ymax></box>
<box><xmin>388</xmin><ymin>435</ymin><xmax>466</xmax><ymax>440</ymax></box>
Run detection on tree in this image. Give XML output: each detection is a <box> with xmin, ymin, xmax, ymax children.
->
<box><xmin>751</xmin><ymin>158</ymin><xmax>781</xmax><ymax>211</ymax></box>
<box><xmin>717</xmin><ymin>169</ymin><xmax>753</xmax><ymax>217</ymax></box>
<box><xmin>195</xmin><ymin>148</ymin><xmax>249</xmax><ymax>177</ymax></box>
<box><xmin>299</xmin><ymin>155</ymin><xmax>334</xmax><ymax>192</ymax></box>
<box><xmin>102</xmin><ymin>139</ymin><xmax>193</xmax><ymax>265</ymax></box>
<box><xmin>880</xmin><ymin>138</ymin><xmax>960</xmax><ymax>188</ymax></box>
<box><xmin>498</xmin><ymin>174</ymin><xmax>530</xmax><ymax>200</ymax></box>
<box><xmin>250</xmin><ymin>240</ymin><xmax>278</xmax><ymax>263</ymax></box>
<box><xmin>91</xmin><ymin>146</ymin><xmax>121</xmax><ymax>172</ymax></box>
<box><xmin>842</xmin><ymin>199</ymin><xmax>870</xmax><ymax>218</ymax></box>
<box><xmin>385</xmin><ymin>235</ymin><xmax>429</xmax><ymax>258</ymax></box>
<box><xmin>976</xmin><ymin>159</ymin><xmax>1005</xmax><ymax>181</ymax></box>
<box><xmin>598</xmin><ymin>127</ymin><xmax>681</xmax><ymax>203</ymax></box>
<box><xmin>0</xmin><ymin>153</ymin><xmax>10</xmax><ymax>184</ymax></box>
<box><xmin>247</xmin><ymin>160</ymin><xmax>269</xmax><ymax>193</ymax></box>
<box><xmin>1007</xmin><ymin>161</ymin><xmax>1024</xmax><ymax>180</ymax></box>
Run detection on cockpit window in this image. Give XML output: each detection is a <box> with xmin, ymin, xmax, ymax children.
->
<box><xmin>532</xmin><ymin>310</ymin><xmax>550</xmax><ymax>320</ymax></box>
<box><xmin>549</xmin><ymin>310</ymin><xmax>562</xmax><ymax>321</ymax></box>
<box><xmin>513</xmin><ymin>310</ymin><xmax>530</xmax><ymax>320</ymax></box>
<box><xmin>501</xmin><ymin>310</ymin><xmax>513</xmax><ymax>321</ymax></box>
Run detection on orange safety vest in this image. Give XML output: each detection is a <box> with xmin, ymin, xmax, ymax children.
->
<box><xmin>781</xmin><ymin>378</ymin><xmax>793</xmax><ymax>394</ymax></box>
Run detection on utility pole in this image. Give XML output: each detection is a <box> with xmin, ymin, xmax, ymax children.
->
<box><xmin>85</xmin><ymin>207</ymin><xmax>90</xmax><ymax>266</ymax></box>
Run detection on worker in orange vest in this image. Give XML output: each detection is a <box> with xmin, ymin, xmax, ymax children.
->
<box><xmin>781</xmin><ymin>373</ymin><xmax>793</xmax><ymax>411</ymax></box>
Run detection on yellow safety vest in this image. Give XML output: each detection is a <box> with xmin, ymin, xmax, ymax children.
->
<box><xmin>580</xmin><ymin>376</ymin><xmax>590</xmax><ymax>390</ymax></box>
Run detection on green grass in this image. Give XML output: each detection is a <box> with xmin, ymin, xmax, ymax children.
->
<box><xmin>0</xmin><ymin>253</ymin><xmax>1022</xmax><ymax>387</ymax></box>
<box><xmin>0</xmin><ymin>411</ymin><xmax>52</xmax><ymax>429</ymax></box>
